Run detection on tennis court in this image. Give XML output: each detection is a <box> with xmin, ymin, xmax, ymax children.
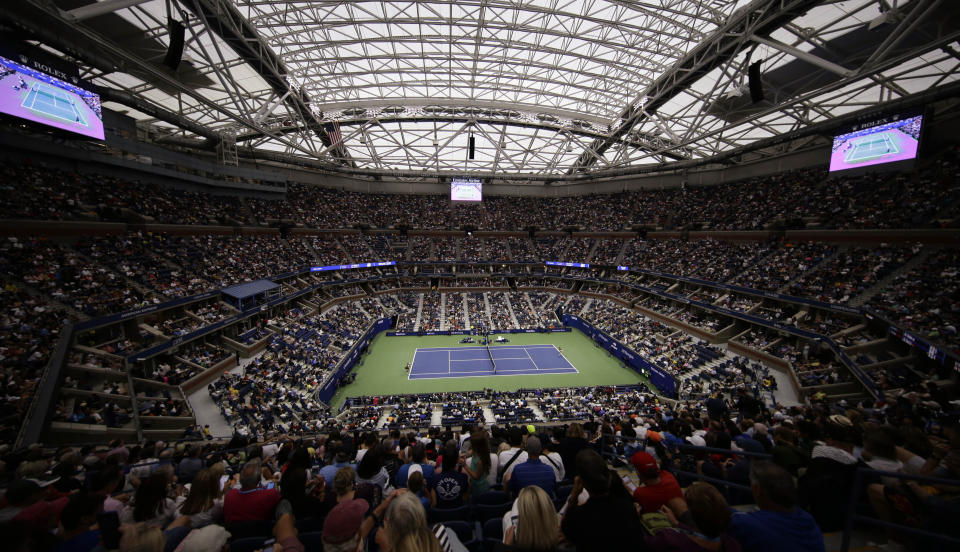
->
<box><xmin>844</xmin><ymin>131</ymin><xmax>899</xmax><ymax>164</ymax></box>
<box><xmin>21</xmin><ymin>82</ymin><xmax>87</xmax><ymax>125</ymax></box>
<box><xmin>408</xmin><ymin>344</ymin><xmax>577</xmax><ymax>380</ymax></box>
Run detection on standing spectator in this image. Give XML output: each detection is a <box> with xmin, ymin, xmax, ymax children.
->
<box><xmin>729</xmin><ymin>462</ymin><xmax>825</xmax><ymax>552</ymax></box>
<box><xmin>558</xmin><ymin>424</ymin><xmax>590</xmax><ymax>479</ymax></box>
<box><xmin>356</xmin><ymin>445</ymin><xmax>390</xmax><ymax>492</ymax></box>
<box><xmin>798</xmin><ymin>415</ymin><xmax>863</xmax><ymax>532</ymax></box>
<box><xmin>561</xmin><ymin>449</ymin><xmax>638</xmax><ymax>551</ymax></box>
<box><xmin>539</xmin><ymin>433</ymin><xmax>565</xmax><ymax>483</ymax></box>
<box><xmin>498</xmin><ymin>427</ymin><xmax>525</xmax><ymax>483</ymax></box>
<box><xmin>460</xmin><ymin>429</ymin><xmax>494</xmax><ymax>495</ymax></box>
<box><xmin>505</xmin><ymin>437</ymin><xmax>556</xmax><ymax>498</ymax></box>
<box><xmin>430</xmin><ymin>443</ymin><xmax>469</xmax><ymax>509</ymax></box>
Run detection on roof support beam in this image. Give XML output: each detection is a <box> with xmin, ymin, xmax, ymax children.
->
<box><xmin>62</xmin><ymin>0</ymin><xmax>153</xmax><ymax>22</ymax></box>
<box><xmin>180</xmin><ymin>0</ymin><xmax>353</xmax><ymax>166</ymax></box>
<box><xmin>566</xmin><ymin>0</ymin><xmax>824</xmax><ymax>174</ymax></box>
<box><xmin>750</xmin><ymin>34</ymin><xmax>854</xmax><ymax>77</ymax></box>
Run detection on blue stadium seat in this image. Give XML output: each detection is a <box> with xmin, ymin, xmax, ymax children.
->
<box><xmin>430</xmin><ymin>504</ymin><xmax>471</xmax><ymax>523</ymax></box>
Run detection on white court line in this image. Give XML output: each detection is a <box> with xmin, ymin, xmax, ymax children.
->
<box><xmin>405</xmin><ymin>348</ymin><xmax>419</xmax><ymax>380</ymax></box>
<box><xmin>522</xmin><ymin>346</ymin><xmax>538</xmax><ymax>370</ymax></box>
<box><xmin>554</xmin><ymin>345</ymin><xmax>580</xmax><ymax>374</ymax></box>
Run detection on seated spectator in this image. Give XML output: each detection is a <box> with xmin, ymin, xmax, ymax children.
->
<box><xmin>770</xmin><ymin>426</ymin><xmax>808</xmax><ymax>477</ymax></box>
<box><xmin>408</xmin><ymin>472</ymin><xmax>431</xmax><ymax>511</ymax></box>
<box><xmin>729</xmin><ymin>461</ymin><xmax>825</xmax><ymax>552</ymax></box>
<box><xmin>396</xmin><ymin>443</ymin><xmax>435</xmax><ymax>488</ymax></box>
<box><xmin>430</xmin><ymin>443</ymin><xmax>469</xmax><ymax>509</ymax></box>
<box><xmin>506</xmin><ymin>437</ymin><xmax>556</xmax><ymax>498</ymax></box>
<box><xmin>561</xmin><ymin>449</ymin><xmax>638</xmax><ymax>551</ymax></box>
<box><xmin>119</xmin><ymin>465</ymin><xmax>178</xmax><ymax>528</ymax></box>
<box><xmin>176</xmin><ymin>446</ymin><xmax>203</xmax><ymax>484</ymax></box>
<box><xmin>322</xmin><ymin>492</ymin><xmax>369</xmax><ymax>552</ymax></box>
<box><xmin>499</xmin><ymin>486</ymin><xmax>561</xmax><ymax>551</ymax></box>
<box><xmin>627</xmin><ymin>451</ymin><xmax>684</xmax><ymax>515</ymax></box>
<box><xmin>222</xmin><ymin>458</ymin><xmax>281</xmax><ymax>523</ymax></box>
<box><xmin>646</xmin><ymin>482</ymin><xmax>742</xmax><ymax>552</ymax></box>
<box><xmin>55</xmin><ymin>492</ymin><xmax>105</xmax><ymax>552</ymax></box>
<box><xmin>318</xmin><ymin>447</ymin><xmax>354</xmax><ymax>487</ymax></box>
<box><xmin>177</xmin><ymin>469</ymin><xmax>223</xmax><ymax>528</ymax></box>
<box><xmin>376</xmin><ymin>490</ymin><xmax>464</xmax><ymax>552</ymax></box>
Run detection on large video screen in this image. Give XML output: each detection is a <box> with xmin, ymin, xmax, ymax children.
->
<box><xmin>828</xmin><ymin>113</ymin><xmax>922</xmax><ymax>173</ymax></box>
<box><xmin>450</xmin><ymin>177</ymin><xmax>482</xmax><ymax>202</ymax></box>
<box><xmin>0</xmin><ymin>54</ymin><xmax>104</xmax><ymax>140</ymax></box>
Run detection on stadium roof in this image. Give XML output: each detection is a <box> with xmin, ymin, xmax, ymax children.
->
<box><xmin>4</xmin><ymin>0</ymin><xmax>960</xmax><ymax>181</ymax></box>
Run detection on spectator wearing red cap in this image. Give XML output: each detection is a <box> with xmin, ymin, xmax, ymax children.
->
<box><xmin>626</xmin><ymin>451</ymin><xmax>684</xmax><ymax>515</ymax></box>
<box><xmin>322</xmin><ymin>496</ymin><xmax>369</xmax><ymax>551</ymax></box>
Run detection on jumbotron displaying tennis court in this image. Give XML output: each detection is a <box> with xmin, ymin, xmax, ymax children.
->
<box><xmin>22</xmin><ymin>83</ymin><xmax>87</xmax><ymax>125</ymax></box>
<box><xmin>408</xmin><ymin>344</ymin><xmax>578</xmax><ymax>380</ymax></box>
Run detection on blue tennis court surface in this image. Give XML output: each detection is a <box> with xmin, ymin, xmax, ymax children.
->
<box><xmin>408</xmin><ymin>344</ymin><xmax>578</xmax><ymax>380</ymax></box>
<box><xmin>22</xmin><ymin>83</ymin><xmax>87</xmax><ymax>125</ymax></box>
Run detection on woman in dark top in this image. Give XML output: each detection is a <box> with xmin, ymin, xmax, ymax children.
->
<box><xmin>280</xmin><ymin>447</ymin><xmax>327</xmax><ymax>521</ymax></box>
<box><xmin>558</xmin><ymin>423</ymin><xmax>590</xmax><ymax>478</ymax></box>
<box><xmin>430</xmin><ymin>443</ymin><xmax>469</xmax><ymax>508</ymax></box>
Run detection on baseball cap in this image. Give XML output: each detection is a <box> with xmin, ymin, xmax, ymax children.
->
<box><xmin>630</xmin><ymin>451</ymin><xmax>659</xmax><ymax>478</ymax></box>
<box><xmin>323</xmin><ymin>498</ymin><xmax>368</xmax><ymax>544</ymax></box>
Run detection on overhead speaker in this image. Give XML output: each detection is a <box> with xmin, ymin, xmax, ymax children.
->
<box><xmin>468</xmin><ymin>135</ymin><xmax>475</xmax><ymax>159</ymax></box>
<box><xmin>163</xmin><ymin>18</ymin><xmax>186</xmax><ymax>70</ymax></box>
<box><xmin>748</xmin><ymin>60</ymin><xmax>764</xmax><ymax>103</ymax></box>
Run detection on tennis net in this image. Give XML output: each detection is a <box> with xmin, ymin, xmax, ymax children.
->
<box><xmin>486</xmin><ymin>344</ymin><xmax>496</xmax><ymax>372</ymax></box>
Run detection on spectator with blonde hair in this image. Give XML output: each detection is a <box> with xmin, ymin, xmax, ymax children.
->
<box><xmin>500</xmin><ymin>485</ymin><xmax>560</xmax><ymax>551</ymax></box>
<box><xmin>376</xmin><ymin>491</ymin><xmax>466</xmax><ymax>552</ymax></box>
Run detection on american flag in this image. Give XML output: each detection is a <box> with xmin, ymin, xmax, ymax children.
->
<box><xmin>325</xmin><ymin>121</ymin><xmax>342</xmax><ymax>146</ymax></box>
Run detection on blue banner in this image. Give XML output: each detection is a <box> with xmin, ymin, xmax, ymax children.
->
<box><xmin>546</xmin><ymin>261</ymin><xmax>590</xmax><ymax>268</ymax></box>
<box><xmin>562</xmin><ymin>314</ymin><xmax>677</xmax><ymax>397</ymax></box>
<box><xmin>311</xmin><ymin>261</ymin><xmax>396</xmax><ymax>272</ymax></box>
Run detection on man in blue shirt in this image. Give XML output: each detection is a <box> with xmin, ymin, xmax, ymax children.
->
<box><xmin>396</xmin><ymin>443</ymin><xmax>435</xmax><ymax>487</ymax></box>
<box><xmin>318</xmin><ymin>447</ymin><xmax>354</xmax><ymax>487</ymax></box>
<box><xmin>506</xmin><ymin>436</ymin><xmax>556</xmax><ymax>498</ymax></box>
<box><xmin>729</xmin><ymin>461</ymin><xmax>826</xmax><ymax>552</ymax></box>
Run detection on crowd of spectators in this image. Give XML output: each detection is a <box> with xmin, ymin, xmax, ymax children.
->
<box><xmin>866</xmin><ymin>247</ymin><xmax>959</xmax><ymax>355</ymax></box>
